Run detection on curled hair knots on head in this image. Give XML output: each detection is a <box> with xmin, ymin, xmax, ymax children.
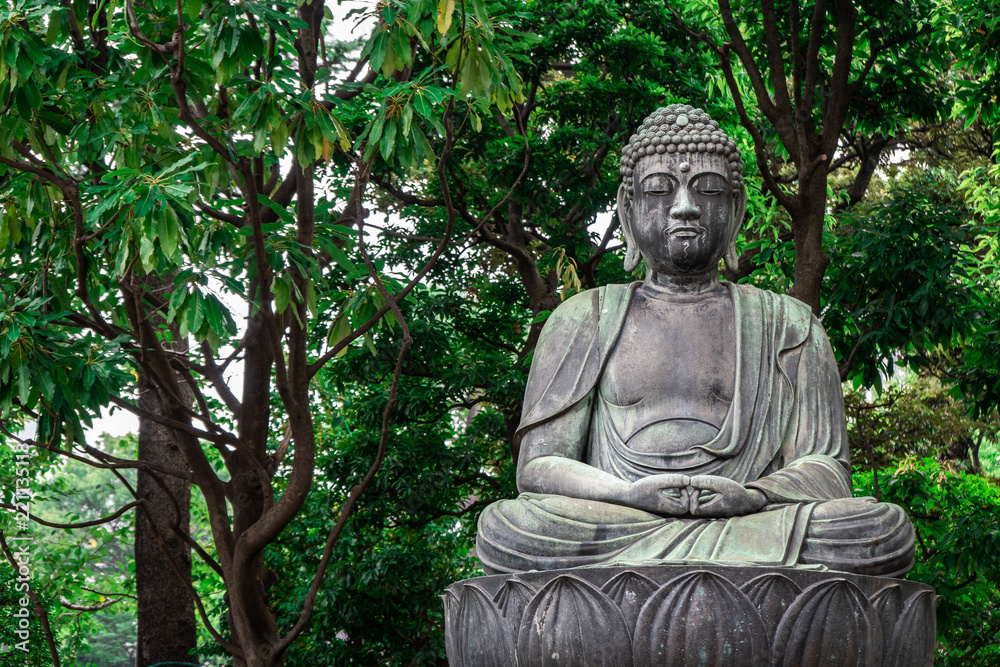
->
<box><xmin>619</xmin><ymin>104</ymin><xmax>744</xmax><ymax>204</ymax></box>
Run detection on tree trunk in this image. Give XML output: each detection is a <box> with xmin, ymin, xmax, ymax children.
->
<box><xmin>135</xmin><ymin>277</ymin><xmax>197</xmax><ymax>667</ymax></box>
<box><xmin>787</xmin><ymin>176</ymin><xmax>831</xmax><ymax>314</ymax></box>
<box><xmin>228</xmin><ymin>310</ymin><xmax>283</xmax><ymax>667</ymax></box>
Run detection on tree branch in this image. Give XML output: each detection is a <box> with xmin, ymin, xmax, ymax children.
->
<box><xmin>820</xmin><ymin>0</ymin><xmax>857</xmax><ymax>157</ymax></box>
<box><xmin>716</xmin><ymin>0</ymin><xmax>781</xmax><ymax>122</ymax></box>
<box><xmin>196</xmin><ymin>201</ymin><xmax>245</xmax><ymax>227</ymax></box>
<box><xmin>717</xmin><ymin>45</ymin><xmax>797</xmax><ymax>212</ymax></box>
<box><xmin>60</xmin><ymin>596</ymin><xmax>127</xmax><ymax>612</ymax></box>
<box><xmin>0</xmin><ymin>501</ymin><xmax>140</xmax><ymax>530</ymax></box>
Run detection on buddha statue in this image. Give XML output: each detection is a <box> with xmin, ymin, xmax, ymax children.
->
<box><xmin>476</xmin><ymin>104</ymin><xmax>915</xmax><ymax>578</ymax></box>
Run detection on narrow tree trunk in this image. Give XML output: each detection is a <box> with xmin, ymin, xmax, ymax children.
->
<box><xmin>788</xmin><ymin>177</ymin><xmax>831</xmax><ymax>314</ymax></box>
<box><xmin>228</xmin><ymin>310</ymin><xmax>282</xmax><ymax>667</ymax></box>
<box><xmin>135</xmin><ymin>277</ymin><xmax>197</xmax><ymax>667</ymax></box>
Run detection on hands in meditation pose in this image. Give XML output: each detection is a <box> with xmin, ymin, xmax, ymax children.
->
<box><xmin>476</xmin><ymin>105</ymin><xmax>915</xmax><ymax>577</ymax></box>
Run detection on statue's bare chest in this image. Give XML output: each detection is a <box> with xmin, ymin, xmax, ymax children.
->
<box><xmin>599</xmin><ymin>289</ymin><xmax>736</xmax><ymax>443</ymax></box>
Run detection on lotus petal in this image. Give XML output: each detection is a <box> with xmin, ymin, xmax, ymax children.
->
<box><xmin>450</xmin><ymin>584</ymin><xmax>515</xmax><ymax>667</ymax></box>
<box><xmin>601</xmin><ymin>570</ymin><xmax>658</xmax><ymax>637</ymax></box>
<box><xmin>883</xmin><ymin>590</ymin><xmax>936</xmax><ymax>667</ymax></box>
<box><xmin>516</xmin><ymin>575</ymin><xmax>632</xmax><ymax>666</ymax></box>
<box><xmin>494</xmin><ymin>579</ymin><xmax>535</xmax><ymax>622</ymax></box>
<box><xmin>772</xmin><ymin>578</ymin><xmax>882</xmax><ymax>667</ymax></box>
<box><xmin>634</xmin><ymin>570</ymin><xmax>768</xmax><ymax>666</ymax></box>
<box><xmin>493</xmin><ymin>578</ymin><xmax>535</xmax><ymax>646</ymax></box>
<box><xmin>870</xmin><ymin>584</ymin><xmax>902</xmax><ymax>655</ymax></box>
<box><xmin>741</xmin><ymin>573</ymin><xmax>802</xmax><ymax>643</ymax></box>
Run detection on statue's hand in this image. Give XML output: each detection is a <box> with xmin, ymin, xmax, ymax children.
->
<box><xmin>627</xmin><ymin>474</ymin><xmax>692</xmax><ymax>516</ymax></box>
<box><xmin>688</xmin><ymin>475</ymin><xmax>767</xmax><ymax>517</ymax></box>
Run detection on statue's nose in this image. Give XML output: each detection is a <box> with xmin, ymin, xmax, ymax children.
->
<box><xmin>670</xmin><ymin>188</ymin><xmax>701</xmax><ymax>220</ymax></box>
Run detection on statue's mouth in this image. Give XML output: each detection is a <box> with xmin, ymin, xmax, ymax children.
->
<box><xmin>668</xmin><ymin>226</ymin><xmax>702</xmax><ymax>239</ymax></box>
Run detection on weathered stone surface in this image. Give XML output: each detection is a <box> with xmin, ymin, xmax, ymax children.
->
<box><xmin>443</xmin><ymin>565</ymin><xmax>937</xmax><ymax>666</ymax></box>
<box><xmin>493</xmin><ymin>579</ymin><xmax>535</xmax><ymax>624</ymax></box>
<box><xmin>883</xmin><ymin>590</ymin><xmax>937</xmax><ymax>667</ymax></box>
<box><xmin>450</xmin><ymin>584</ymin><xmax>515</xmax><ymax>666</ymax></box>
<box><xmin>740</xmin><ymin>573</ymin><xmax>802</xmax><ymax>644</ymax></box>
<box><xmin>871</xmin><ymin>584</ymin><xmax>904</xmax><ymax>655</ymax></box>
<box><xmin>515</xmin><ymin>575</ymin><xmax>632</xmax><ymax>667</ymax></box>
<box><xmin>633</xmin><ymin>570</ymin><xmax>768</xmax><ymax>666</ymax></box>
<box><xmin>771</xmin><ymin>578</ymin><xmax>882</xmax><ymax>666</ymax></box>
<box><xmin>601</xmin><ymin>571</ymin><xmax>658</xmax><ymax>637</ymax></box>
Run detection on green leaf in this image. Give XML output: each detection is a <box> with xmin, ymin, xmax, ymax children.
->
<box><xmin>46</xmin><ymin>12</ymin><xmax>61</xmax><ymax>45</ymax></box>
<box><xmin>306</xmin><ymin>280</ymin><xmax>318</xmax><ymax>316</ymax></box>
<box><xmin>257</xmin><ymin>193</ymin><xmax>296</xmax><ymax>226</ymax></box>
<box><xmin>158</xmin><ymin>204</ymin><xmax>180</xmax><ymax>259</ymax></box>
<box><xmin>134</xmin><ymin>190</ymin><xmax>156</xmax><ymax>218</ymax></box>
<box><xmin>204</xmin><ymin>295</ymin><xmax>224</xmax><ymax>338</ymax></box>
<box><xmin>401</xmin><ymin>103</ymin><xmax>413</xmax><ymax>136</ymax></box>
<box><xmin>191</xmin><ymin>292</ymin><xmax>207</xmax><ymax>333</ymax></box>
<box><xmin>413</xmin><ymin>90</ymin><xmax>432</xmax><ymax>119</ymax></box>
<box><xmin>391</xmin><ymin>27</ymin><xmax>411</xmax><ymax>67</ymax></box>
<box><xmin>325</xmin><ymin>244</ymin><xmax>363</xmax><ymax>279</ymax></box>
<box><xmin>380</xmin><ymin>118</ymin><xmax>397</xmax><ymax>161</ymax></box>
<box><xmin>363</xmin><ymin>30</ymin><xmax>387</xmax><ymax>73</ymax></box>
<box><xmin>271</xmin><ymin>120</ymin><xmax>290</xmax><ymax>158</ymax></box>
<box><xmin>273</xmin><ymin>276</ymin><xmax>290</xmax><ymax>314</ymax></box>
<box><xmin>326</xmin><ymin>314</ymin><xmax>352</xmax><ymax>356</ymax></box>
<box><xmin>139</xmin><ymin>218</ymin><xmax>156</xmax><ymax>271</ymax></box>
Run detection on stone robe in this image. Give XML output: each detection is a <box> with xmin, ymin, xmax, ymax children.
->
<box><xmin>477</xmin><ymin>282</ymin><xmax>913</xmax><ymax>576</ymax></box>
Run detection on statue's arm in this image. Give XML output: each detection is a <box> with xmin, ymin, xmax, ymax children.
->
<box><xmin>516</xmin><ymin>394</ymin><xmax>692</xmax><ymax>516</ymax></box>
<box><xmin>516</xmin><ymin>391</ymin><xmax>629</xmax><ymax>499</ymax></box>
<box><xmin>746</xmin><ymin>455</ymin><xmax>853</xmax><ymax>502</ymax></box>
<box><xmin>746</xmin><ymin>316</ymin><xmax>853</xmax><ymax>503</ymax></box>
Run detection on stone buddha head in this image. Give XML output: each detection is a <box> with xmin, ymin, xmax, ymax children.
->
<box><xmin>617</xmin><ymin>105</ymin><xmax>747</xmax><ymax>277</ymax></box>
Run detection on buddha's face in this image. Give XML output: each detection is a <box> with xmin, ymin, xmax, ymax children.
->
<box><xmin>628</xmin><ymin>152</ymin><xmax>737</xmax><ymax>276</ymax></box>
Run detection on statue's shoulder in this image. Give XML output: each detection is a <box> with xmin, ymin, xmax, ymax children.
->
<box><xmin>730</xmin><ymin>282</ymin><xmax>817</xmax><ymax>346</ymax></box>
<box><xmin>544</xmin><ymin>283</ymin><xmax>635</xmax><ymax>329</ymax></box>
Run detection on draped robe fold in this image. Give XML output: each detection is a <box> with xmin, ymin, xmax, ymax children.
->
<box><xmin>477</xmin><ymin>282</ymin><xmax>860</xmax><ymax>574</ymax></box>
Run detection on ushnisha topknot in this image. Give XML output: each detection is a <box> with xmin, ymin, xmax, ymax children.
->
<box><xmin>620</xmin><ymin>104</ymin><xmax>744</xmax><ymax>203</ymax></box>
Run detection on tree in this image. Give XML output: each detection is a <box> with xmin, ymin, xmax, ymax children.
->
<box><xmin>367</xmin><ymin>0</ymin><xmax>746</xmax><ymax>451</ymax></box>
<box><xmin>669</xmin><ymin>0</ymin><xmax>952</xmax><ymax>313</ymax></box>
<box><xmin>821</xmin><ymin>169</ymin><xmax>989</xmax><ymax>387</ymax></box>
<box><xmin>0</xmin><ymin>0</ymin><xmax>527</xmax><ymax>663</ymax></box>
<box><xmin>846</xmin><ymin>377</ymin><xmax>998</xmax><ymax>494</ymax></box>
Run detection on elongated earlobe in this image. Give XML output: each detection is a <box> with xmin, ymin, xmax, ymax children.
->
<box><xmin>724</xmin><ymin>184</ymin><xmax>747</xmax><ymax>274</ymax></box>
<box><xmin>617</xmin><ymin>184</ymin><xmax>640</xmax><ymax>273</ymax></box>
<box><xmin>624</xmin><ymin>247</ymin><xmax>640</xmax><ymax>273</ymax></box>
<box><xmin>724</xmin><ymin>240</ymin><xmax>739</xmax><ymax>274</ymax></box>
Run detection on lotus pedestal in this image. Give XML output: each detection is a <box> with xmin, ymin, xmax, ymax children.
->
<box><xmin>443</xmin><ymin>565</ymin><xmax>936</xmax><ymax>666</ymax></box>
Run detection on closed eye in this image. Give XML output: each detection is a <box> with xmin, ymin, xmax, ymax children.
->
<box><xmin>692</xmin><ymin>173</ymin><xmax>728</xmax><ymax>196</ymax></box>
<box><xmin>640</xmin><ymin>173</ymin><xmax>678</xmax><ymax>196</ymax></box>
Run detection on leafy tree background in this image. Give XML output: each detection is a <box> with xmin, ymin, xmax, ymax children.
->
<box><xmin>1</xmin><ymin>0</ymin><xmax>999</xmax><ymax>665</ymax></box>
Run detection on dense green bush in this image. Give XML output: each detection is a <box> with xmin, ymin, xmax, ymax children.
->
<box><xmin>855</xmin><ymin>459</ymin><xmax>1000</xmax><ymax>664</ymax></box>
